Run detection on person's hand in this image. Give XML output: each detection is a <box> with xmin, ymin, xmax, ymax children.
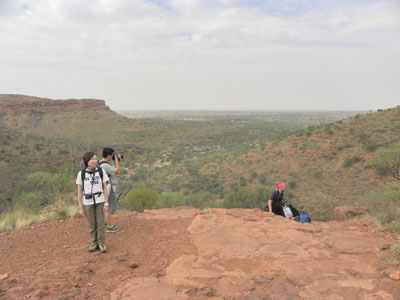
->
<box><xmin>103</xmin><ymin>204</ymin><xmax>109</xmax><ymax>213</ymax></box>
<box><xmin>79</xmin><ymin>206</ymin><xmax>85</xmax><ymax>217</ymax></box>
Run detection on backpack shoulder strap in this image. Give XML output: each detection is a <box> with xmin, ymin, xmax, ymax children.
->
<box><xmin>81</xmin><ymin>169</ymin><xmax>86</xmax><ymax>192</ymax></box>
<box><xmin>97</xmin><ymin>166</ymin><xmax>104</xmax><ymax>181</ymax></box>
<box><xmin>97</xmin><ymin>167</ymin><xmax>104</xmax><ymax>191</ymax></box>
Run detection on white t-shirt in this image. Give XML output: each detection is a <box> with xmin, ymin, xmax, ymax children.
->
<box><xmin>76</xmin><ymin>168</ymin><xmax>109</xmax><ymax>206</ymax></box>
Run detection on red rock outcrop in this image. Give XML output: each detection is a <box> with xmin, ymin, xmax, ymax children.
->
<box><xmin>334</xmin><ymin>206</ymin><xmax>368</xmax><ymax>221</ymax></box>
<box><xmin>112</xmin><ymin>208</ymin><xmax>399</xmax><ymax>300</ymax></box>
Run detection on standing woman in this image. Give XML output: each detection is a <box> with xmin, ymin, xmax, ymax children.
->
<box><xmin>267</xmin><ymin>182</ymin><xmax>286</xmax><ymax>217</ymax></box>
<box><xmin>76</xmin><ymin>152</ymin><xmax>109</xmax><ymax>253</ymax></box>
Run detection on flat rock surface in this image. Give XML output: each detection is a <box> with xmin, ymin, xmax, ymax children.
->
<box><xmin>1</xmin><ymin>208</ymin><xmax>399</xmax><ymax>300</ymax></box>
<box><xmin>137</xmin><ymin>207</ymin><xmax>201</xmax><ymax>220</ymax></box>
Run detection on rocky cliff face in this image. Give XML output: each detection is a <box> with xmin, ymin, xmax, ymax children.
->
<box><xmin>0</xmin><ymin>94</ymin><xmax>110</xmax><ymax>117</ymax></box>
<box><xmin>0</xmin><ymin>94</ymin><xmax>114</xmax><ymax>134</ymax></box>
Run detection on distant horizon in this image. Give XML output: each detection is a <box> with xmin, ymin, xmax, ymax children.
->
<box><xmin>116</xmin><ymin>109</ymin><xmax>368</xmax><ymax>113</ymax></box>
<box><xmin>0</xmin><ymin>93</ymin><xmax>391</xmax><ymax>112</ymax></box>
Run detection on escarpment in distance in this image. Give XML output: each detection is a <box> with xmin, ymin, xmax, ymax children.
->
<box><xmin>0</xmin><ymin>96</ymin><xmax>109</xmax><ymax>116</ymax></box>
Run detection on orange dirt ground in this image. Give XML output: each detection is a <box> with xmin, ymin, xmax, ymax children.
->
<box><xmin>1</xmin><ymin>208</ymin><xmax>399</xmax><ymax>300</ymax></box>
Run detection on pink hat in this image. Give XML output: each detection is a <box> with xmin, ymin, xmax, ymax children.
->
<box><xmin>276</xmin><ymin>182</ymin><xmax>286</xmax><ymax>191</ymax></box>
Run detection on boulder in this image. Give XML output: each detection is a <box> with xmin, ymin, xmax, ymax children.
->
<box><xmin>334</xmin><ymin>206</ymin><xmax>368</xmax><ymax>221</ymax></box>
<box><xmin>0</xmin><ymin>273</ymin><xmax>8</xmax><ymax>281</ymax></box>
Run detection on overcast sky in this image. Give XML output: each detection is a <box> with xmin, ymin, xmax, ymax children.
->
<box><xmin>0</xmin><ymin>0</ymin><xmax>399</xmax><ymax>111</ymax></box>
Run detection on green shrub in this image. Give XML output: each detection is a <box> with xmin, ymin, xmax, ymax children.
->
<box><xmin>344</xmin><ymin>143</ymin><xmax>352</xmax><ymax>149</ymax></box>
<box><xmin>343</xmin><ymin>156</ymin><xmax>360</xmax><ymax>168</ymax></box>
<box><xmin>255</xmin><ymin>186</ymin><xmax>269</xmax><ymax>205</ymax></box>
<box><xmin>360</xmin><ymin>183</ymin><xmax>400</xmax><ymax>226</ymax></box>
<box><xmin>304</xmin><ymin>192</ymin><xmax>343</xmax><ymax>221</ymax></box>
<box><xmin>288</xmin><ymin>180</ymin><xmax>297</xmax><ymax>189</ymax></box>
<box><xmin>0</xmin><ymin>210</ymin><xmax>49</xmax><ymax>231</ymax></box>
<box><xmin>312</xmin><ymin>170</ymin><xmax>323</xmax><ymax>179</ymax></box>
<box><xmin>365</xmin><ymin>141</ymin><xmax>377</xmax><ymax>152</ymax></box>
<box><xmin>0</xmin><ymin>194</ymin><xmax>11</xmax><ymax>213</ymax></box>
<box><xmin>358</xmin><ymin>133</ymin><xmax>369</xmax><ymax>142</ymax></box>
<box><xmin>324</xmin><ymin>126</ymin><xmax>334</xmax><ymax>135</ymax></box>
<box><xmin>230</xmin><ymin>182</ymin><xmax>239</xmax><ymax>192</ymax></box>
<box><xmin>13</xmin><ymin>166</ymin><xmax>77</xmax><ymax>213</ymax></box>
<box><xmin>15</xmin><ymin>191</ymin><xmax>47</xmax><ymax>211</ymax></box>
<box><xmin>223</xmin><ymin>187</ymin><xmax>266</xmax><ymax>209</ymax></box>
<box><xmin>59</xmin><ymin>149</ymin><xmax>69</xmax><ymax>155</ymax></box>
<box><xmin>153</xmin><ymin>192</ymin><xmax>186</xmax><ymax>209</ymax></box>
<box><xmin>122</xmin><ymin>188</ymin><xmax>159</xmax><ymax>212</ymax></box>
<box><xmin>367</xmin><ymin>144</ymin><xmax>400</xmax><ymax>180</ymax></box>
<box><xmin>239</xmin><ymin>176</ymin><xmax>247</xmax><ymax>187</ymax></box>
<box><xmin>187</xmin><ymin>192</ymin><xmax>217</xmax><ymax>208</ymax></box>
<box><xmin>258</xmin><ymin>175</ymin><xmax>266</xmax><ymax>185</ymax></box>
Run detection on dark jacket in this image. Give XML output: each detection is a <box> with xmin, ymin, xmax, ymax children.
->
<box><xmin>270</xmin><ymin>189</ymin><xmax>284</xmax><ymax>208</ymax></box>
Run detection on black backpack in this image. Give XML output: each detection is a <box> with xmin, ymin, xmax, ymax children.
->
<box><xmin>80</xmin><ymin>166</ymin><xmax>104</xmax><ymax>194</ymax></box>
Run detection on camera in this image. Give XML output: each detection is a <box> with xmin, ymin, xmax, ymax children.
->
<box><xmin>112</xmin><ymin>153</ymin><xmax>124</xmax><ymax>161</ymax></box>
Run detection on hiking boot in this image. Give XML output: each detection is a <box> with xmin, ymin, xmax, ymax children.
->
<box><xmin>99</xmin><ymin>244</ymin><xmax>107</xmax><ymax>253</ymax></box>
<box><xmin>88</xmin><ymin>243</ymin><xmax>98</xmax><ymax>252</ymax></box>
<box><xmin>106</xmin><ymin>225</ymin><xmax>120</xmax><ymax>233</ymax></box>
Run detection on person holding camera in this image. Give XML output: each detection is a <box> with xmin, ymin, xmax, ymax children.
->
<box><xmin>99</xmin><ymin>147</ymin><xmax>122</xmax><ymax>233</ymax></box>
<box><xmin>76</xmin><ymin>152</ymin><xmax>109</xmax><ymax>253</ymax></box>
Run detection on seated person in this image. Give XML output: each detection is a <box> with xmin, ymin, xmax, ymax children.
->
<box><xmin>265</xmin><ymin>182</ymin><xmax>286</xmax><ymax>217</ymax></box>
<box><xmin>299</xmin><ymin>205</ymin><xmax>311</xmax><ymax>223</ymax></box>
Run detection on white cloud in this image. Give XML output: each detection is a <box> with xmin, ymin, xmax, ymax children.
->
<box><xmin>0</xmin><ymin>0</ymin><xmax>399</xmax><ymax>110</ymax></box>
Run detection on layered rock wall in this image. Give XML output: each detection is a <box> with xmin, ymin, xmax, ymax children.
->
<box><xmin>0</xmin><ymin>95</ymin><xmax>109</xmax><ymax>116</ymax></box>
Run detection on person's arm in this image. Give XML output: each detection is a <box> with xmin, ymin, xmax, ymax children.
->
<box><xmin>77</xmin><ymin>185</ymin><xmax>84</xmax><ymax>217</ymax></box>
<box><xmin>103</xmin><ymin>181</ymin><xmax>109</xmax><ymax>213</ymax></box>
<box><xmin>114</xmin><ymin>155</ymin><xmax>121</xmax><ymax>175</ymax></box>
<box><xmin>268</xmin><ymin>199</ymin><xmax>272</xmax><ymax>212</ymax></box>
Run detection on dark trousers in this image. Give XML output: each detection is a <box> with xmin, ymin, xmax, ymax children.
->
<box><xmin>272</xmin><ymin>205</ymin><xmax>285</xmax><ymax>217</ymax></box>
<box><xmin>264</xmin><ymin>204</ymin><xmax>285</xmax><ymax>217</ymax></box>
